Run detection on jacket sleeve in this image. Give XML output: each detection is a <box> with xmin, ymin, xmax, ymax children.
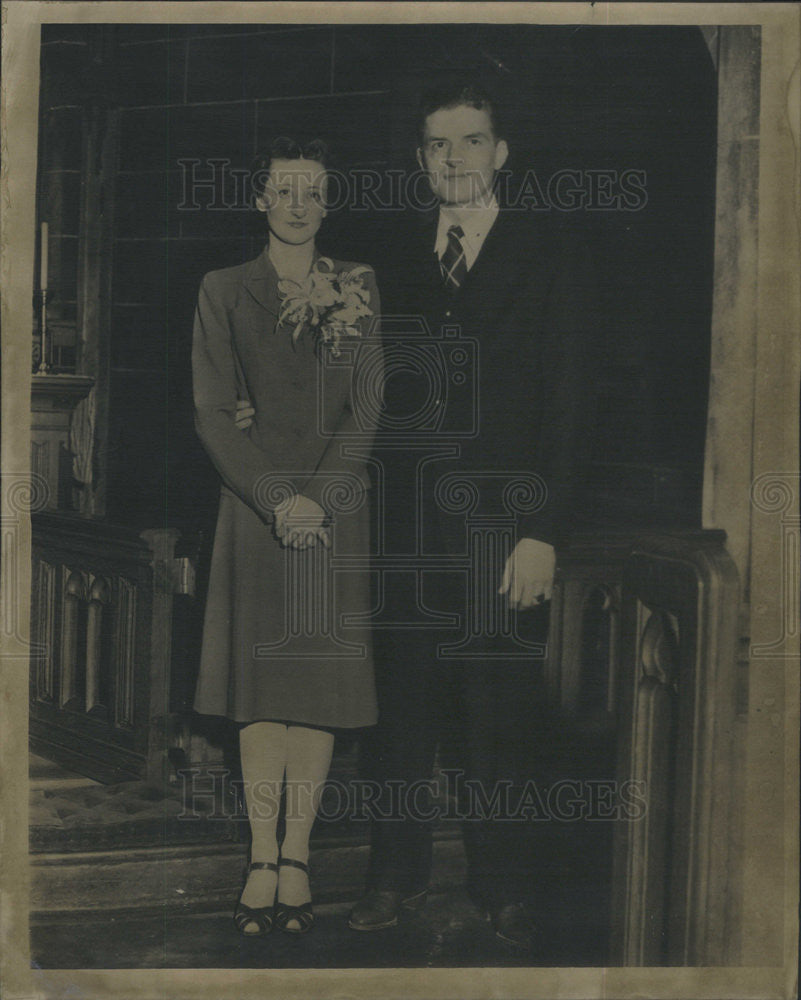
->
<box><xmin>192</xmin><ymin>272</ymin><xmax>305</xmax><ymax>521</ymax></box>
<box><xmin>299</xmin><ymin>271</ymin><xmax>384</xmax><ymax>512</ymax></box>
<box><xmin>517</xmin><ymin>239</ymin><xmax>599</xmax><ymax>547</ymax></box>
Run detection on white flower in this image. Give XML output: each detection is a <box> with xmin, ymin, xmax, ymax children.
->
<box><xmin>276</xmin><ymin>261</ymin><xmax>374</xmax><ymax>353</ymax></box>
<box><xmin>308</xmin><ymin>272</ymin><xmax>338</xmax><ymax>309</ymax></box>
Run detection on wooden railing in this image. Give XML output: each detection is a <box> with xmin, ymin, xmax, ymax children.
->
<box><xmin>29</xmin><ymin>512</ymin><xmax>744</xmax><ymax>962</ymax></box>
<box><xmin>29</xmin><ymin>512</ymin><xmax>191</xmax><ymax>784</ymax></box>
<box><xmin>548</xmin><ymin>529</ymin><xmax>743</xmax><ymax>966</ymax></box>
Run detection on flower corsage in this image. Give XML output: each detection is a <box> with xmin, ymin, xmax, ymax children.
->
<box><xmin>276</xmin><ymin>257</ymin><xmax>373</xmax><ymax>357</ymax></box>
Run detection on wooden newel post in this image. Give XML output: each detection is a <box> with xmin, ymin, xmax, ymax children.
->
<box><xmin>140</xmin><ymin>527</ymin><xmax>183</xmax><ymax>784</ymax></box>
<box><xmin>610</xmin><ymin>530</ymin><xmax>741</xmax><ymax>965</ymax></box>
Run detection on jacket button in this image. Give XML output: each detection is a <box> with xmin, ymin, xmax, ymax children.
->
<box><xmin>444</xmin><ymin>310</ymin><xmax>452</xmax><ymax>318</ymax></box>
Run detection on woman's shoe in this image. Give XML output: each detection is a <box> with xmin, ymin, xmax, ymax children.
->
<box><xmin>234</xmin><ymin>860</ymin><xmax>278</xmax><ymax>936</ymax></box>
<box><xmin>274</xmin><ymin>857</ymin><xmax>314</xmax><ymax>934</ymax></box>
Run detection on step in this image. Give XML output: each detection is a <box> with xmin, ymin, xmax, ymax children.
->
<box><xmin>29</xmin><ymin>752</ymin><xmax>371</xmax><ymax>854</ymax></box>
<box><xmin>29</xmin><ymin>753</ymin><xmax>102</xmax><ymax>791</ymax></box>
<box><xmin>30</xmin><ymin>830</ymin><xmax>467</xmax><ymax>921</ymax></box>
<box><xmin>30</xmin><ymin>778</ymin><xmax>243</xmax><ymax>854</ymax></box>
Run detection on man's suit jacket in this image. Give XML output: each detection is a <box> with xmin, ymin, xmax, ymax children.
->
<box><xmin>375</xmin><ymin>207</ymin><xmax>597</xmax><ymax>552</ymax></box>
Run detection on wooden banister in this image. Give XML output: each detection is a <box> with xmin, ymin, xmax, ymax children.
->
<box><xmin>30</xmin><ymin>514</ymin><xmax>188</xmax><ymax>784</ymax></box>
<box><xmin>549</xmin><ymin>529</ymin><xmax>742</xmax><ymax>965</ymax></box>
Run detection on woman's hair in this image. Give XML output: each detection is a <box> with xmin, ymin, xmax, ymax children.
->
<box><xmin>250</xmin><ymin>137</ymin><xmax>330</xmax><ymax>198</ymax></box>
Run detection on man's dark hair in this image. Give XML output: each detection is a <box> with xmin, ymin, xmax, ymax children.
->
<box><xmin>416</xmin><ymin>79</ymin><xmax>506</xmax><ymax>146</ymax></box>
<box><xmin>250</xmin><ymin>137</ymin><xmax>330</xmax><ymax>197</ymax></box>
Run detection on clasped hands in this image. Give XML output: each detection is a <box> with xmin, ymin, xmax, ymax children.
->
<box><xmin>273</xmin><ymin>494</ymin><xmax>330</xmax><ymax>550</ymax></box>
<box><xmin>234</xmin><ymin>402</ymin><xmax>329</xmax><ymax>550</ymax></box>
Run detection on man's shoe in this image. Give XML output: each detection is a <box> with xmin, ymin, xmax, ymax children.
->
<box><xmin>348</xmin><ymin>887</ymin><xmax>428</xmax><ymax>931</ymax></box>
<box><xmin>489</xmin><ymin>901</ymin><xmax>537</xmax><ymax>951</ymax></box>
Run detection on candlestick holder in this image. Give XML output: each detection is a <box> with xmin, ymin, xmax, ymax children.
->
<box><xmin>34</xmin><ymin>289</ymin><xmax>50</xmax><ymax>375</ymax></box>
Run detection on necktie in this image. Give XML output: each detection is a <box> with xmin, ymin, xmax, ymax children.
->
<box><xmin>440</xmin><ymin>224</ymin><xmax>467</xmax><ymax>292</ymax></box>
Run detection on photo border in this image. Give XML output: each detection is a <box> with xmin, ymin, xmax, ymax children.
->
<box><xmin>2</xmin><ymin>3</ymin><xmax>798</xmax><ymax>998</ymax></box>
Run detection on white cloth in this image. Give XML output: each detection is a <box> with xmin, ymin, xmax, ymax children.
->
<box><xmin>434</xmin><ymin>197</ymin><xmax>499</xmax><ymax>271</ymax></box>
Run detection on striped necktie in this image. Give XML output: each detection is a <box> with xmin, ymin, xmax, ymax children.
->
<box><xmin>439</xmin><ymin>224</ymin><xmax>467</xmax><ymax>292</ymax></box>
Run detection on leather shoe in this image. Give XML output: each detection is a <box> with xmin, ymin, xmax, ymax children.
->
<box><xmin>489</xmin><ymin>901</ymin><xmax>537</xmax><ymax>951</ymax></box>
<box><xmin>348</xmin><ymin>887</ymin><xmax>428</xmax><ymax>931</ymax></box>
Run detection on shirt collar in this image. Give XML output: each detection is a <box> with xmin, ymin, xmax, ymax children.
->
<box><xmin>435</xmin><ymin>195</ymin><xmax>499</xmax><ymax>265</ymax></box>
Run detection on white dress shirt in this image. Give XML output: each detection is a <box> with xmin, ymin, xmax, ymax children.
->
<box><xmin>434</xmin><ymin>197</ymin><xmax>500</xmax><ymax>271</ymax></box>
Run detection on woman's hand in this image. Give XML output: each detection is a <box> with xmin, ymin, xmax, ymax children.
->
<box><xmin>235</xmin><ymin>399</ymin><xmax>255</xmax><ymax>430</ymax></box>
<box><xmin>274</xmin><ymin>494</ymin><xmax>330</xmax><ymax>550</ymax></box>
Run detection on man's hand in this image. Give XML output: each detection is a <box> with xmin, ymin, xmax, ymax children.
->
<box><xmin>235</xmin><ymin>399</ymin><xmax>255</xmax><ymax>430</ymax></box>
<box><xmin>274</xmin><ymin>494</ymin><xmax>330</xmax><ymax>550</ymax></box>
<box><xmin>498</xmin><ymin>538</ymin><xmax>556</xmax><ymax>610</ymax></box>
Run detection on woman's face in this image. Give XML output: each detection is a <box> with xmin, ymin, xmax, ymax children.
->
<box><xmin>257</xmin><ymin>157</ymin><xmax>327</xmax><ymax>246</ymax></box>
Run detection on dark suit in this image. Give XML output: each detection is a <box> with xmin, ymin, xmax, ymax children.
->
<box><xmin>365</xmin><ymin>206</ymin><xmax>596</xmax><ymax>909</ymax></box>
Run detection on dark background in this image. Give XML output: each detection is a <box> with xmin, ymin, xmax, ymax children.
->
<box><xmin>34</xmin><ymin>26</ymin><xmax>719</xmax><ymax>935</ymax></box>
<box><xmin>38</xmin><ymin>22</ymin><xmax>716</xmax><ymax>538</ymax></box>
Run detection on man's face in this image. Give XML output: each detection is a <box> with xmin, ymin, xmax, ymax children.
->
<box><xmin>256</xmin><ymin>158</ymin><xmax>327</xmax><ymax>246</ymax></box>
<box><xmin>417</xmin><ymin>104</ymin><xmax>509</xmax><ymax>207</ymax></box>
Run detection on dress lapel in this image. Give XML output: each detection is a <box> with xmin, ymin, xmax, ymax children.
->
<box><xmin>241</xmin><ymin>246</ymin><xmax>281</xmax><ymax>318</ymax></box>
<box><xmin>241</xmin><ymin>245</ymin><xmax>330</xmax><ymax>321</ymax></box>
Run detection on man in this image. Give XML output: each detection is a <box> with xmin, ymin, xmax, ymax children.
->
<box><xmin>348</xmin><ymin>79</ymin><xmax>594</xmax><ymax>950</ymax></box>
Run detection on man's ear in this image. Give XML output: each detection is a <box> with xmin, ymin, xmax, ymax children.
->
<box><xmin>416</xmin><ymin>147</ymin><xmax>425</xmax><ymax>172</ymax></box>
<box><xmin>255</xmin><ymin>192</ymin><xmax>269</xmax><ymax>214</ymax></box>
<box><xmin>494</xmin><ymin>140</ymin><xmax>509</xmax><ymax>172</ymax></box>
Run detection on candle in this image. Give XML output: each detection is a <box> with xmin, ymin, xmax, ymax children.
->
<box><xmin>40</xmin><ymin>221</ymin><xmax>48</xmax><ymax>291</ymax></box>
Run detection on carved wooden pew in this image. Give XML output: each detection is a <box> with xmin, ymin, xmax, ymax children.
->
<box><xmin>30</xmin><ymin>512</ymin><xmax>192</xmax><ymax>784</ymax></box>
<box><xmin>548</xmin><ymin>530</ymin><xmax>742</xmax><ymax>965</ymax></box>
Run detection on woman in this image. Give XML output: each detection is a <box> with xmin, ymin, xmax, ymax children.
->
<box><xmin>192</xmin><ymin>137</ymin><xmax>382</xmax><ymax>936</ymax></box>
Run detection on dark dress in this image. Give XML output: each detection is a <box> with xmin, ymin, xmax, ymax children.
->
<box><xmin>192</xmin><ymin>247</ymin><xmax>381</xmax><ymax>728</ymax></box>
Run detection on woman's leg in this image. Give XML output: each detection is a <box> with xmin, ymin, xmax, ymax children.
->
<box><xmin>278</xmin><ymin>724</ymin><xmax>335</xmax><ymax>927</ymax></box>
<box><xmin>238</xmin><ymin>720</ymin><xmax>287</xmax><ymax>928</ymax></box>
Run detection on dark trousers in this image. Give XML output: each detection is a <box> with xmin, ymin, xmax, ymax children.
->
<box><xmin>362</xmin><ymin>563</ymin><xmax>553</xmax><ymax>911</ymax></box>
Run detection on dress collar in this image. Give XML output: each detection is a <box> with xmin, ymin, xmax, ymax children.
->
<box><xmin>242</xmin><ymin>243</ymin><xmax>322</xmax><ymax>314</ymax></box>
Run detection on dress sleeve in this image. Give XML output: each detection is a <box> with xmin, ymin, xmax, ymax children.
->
<box><xmin>192</xmin><ymin>272</ymin><xmax>304</xmax><ymax>521</ymax></box>
<box><xmin>299</xmin><ymin>270</ymin><xmax>384</xmax><ymax>512</ymax></box>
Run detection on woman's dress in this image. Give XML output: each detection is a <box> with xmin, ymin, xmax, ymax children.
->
<box><xmin>192</xmin><ymin>248</ymin><xmax>382</xmax><ymax>727</ymax></box>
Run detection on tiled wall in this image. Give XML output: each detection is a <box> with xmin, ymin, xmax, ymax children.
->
<box><xmin>38</xmin><ymin>29</ymin><xmax>87</xmax><ymax>330</ymax></box>
<box><xmin>106</xmin><ymin>24</ymin><xmax>403</xmax><ymax>528</ymax></box>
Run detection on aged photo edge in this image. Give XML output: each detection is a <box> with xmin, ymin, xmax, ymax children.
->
<box><xmin>1</xmin><ymin>2</ymin><xmax>798</xmax><ymax>998</ymax></box>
